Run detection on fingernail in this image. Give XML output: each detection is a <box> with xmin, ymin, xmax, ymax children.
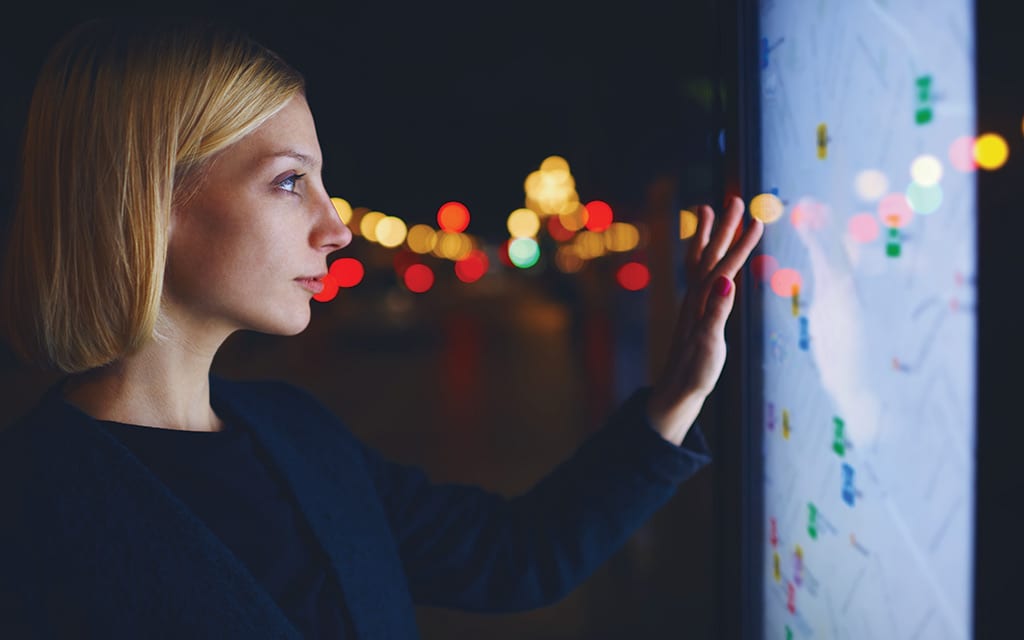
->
<box><xmin>715</xmin><ymin>276</ymin><xmax>733</xmax><ymax>297</ymax></box>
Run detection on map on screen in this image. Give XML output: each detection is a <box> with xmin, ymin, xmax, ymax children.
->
<box><xmin>754</xmin><ymin>1</ymin><xmax>976</xmax><ymax>638</ymax></box>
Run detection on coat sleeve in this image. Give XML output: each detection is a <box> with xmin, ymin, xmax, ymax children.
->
<box><xmin>355</xmin><ymin>386</ymin><xmax>712</xmax><ymax>613</ymax></box>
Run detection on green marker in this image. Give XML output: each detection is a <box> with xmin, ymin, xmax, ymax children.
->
<box><xmin>916</xmin><ymin>75</ymin><xmax>933</xmax><ymax>124</ymax></box>
<box><xmin>886</xmin><ymin>227</ymin><xmax>901</xmax><ymax>257</ymax></box>
<box><xmin>808</xmin><ymin>502</ymin><xmax>818</xmax><ymax>539</ymax></box>
<box><xmin>833</xmin><ymin>417</ymin><xmax>846</xmax><ymax>456</ymax></box>
<box><xmin>786</xmin><ymin>625</ymin><xmax>793</xmax><ymax>640</ymax></box>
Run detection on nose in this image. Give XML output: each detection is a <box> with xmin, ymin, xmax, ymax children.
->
<box><xmin>316</xmin><ymin>194</ymin><xmax>353</xmax><ymax>252</ymax></box>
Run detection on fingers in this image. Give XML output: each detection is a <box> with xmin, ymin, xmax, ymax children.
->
<box><xmin>711</xmin><ymin>217</ymin><xmax>764</xmax><ymax>282</ymax></box>
<box><xmin>685</xmin><ymin>205</ymin><xmax>714</xmax><ymax>273</ymax></box>
<box><xmin>698</xmin><ymin>196</ymin><xmax>746</xmax><ymax>275</ymax></box>
<box><xmin>702</xmin><ymin>274</ymin><xmax>736</xmax><ymax>338</ymax></box>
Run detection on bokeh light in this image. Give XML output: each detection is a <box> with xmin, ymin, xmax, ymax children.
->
<box><xmin>680</xmin><ymin>209</ymin><xmax>699</xmax><ymax>239</ymax></box>
<box><xmin>949</xmin><ymin>135</ymin><xmax>978</xmax><ymax>172</ymax></box>
<box><xmin>750</xmin><ymin>193</ymin><xmax>785</xmax><ymax>223</ymax></box>
<box><xmin>848</xmin><ymin>213</ymin><xmax>880</xmax><ymax>243</ymax></box>
<box><xmin>507</xmin><ymin>208</ymin><xmax>541</xmax><ymax>238</ymax></box>
<box><xmin>540</xmin><ymin>155</ymin><xmax>570</xmax><ymax>172</ymax></box>
<box><xmin>905</xmin><ymin>182</ymin><xmax>943</xmax><ymax>214</ymax></box>
<box><xmin>751</xmin><ymin>254</ymin><xmax>780</xmax><ymax>282</ymax></box>
<box><xmin>360</xmin><ymin>211</ymin><xmax>385</xmax><ymax>242</ymax></box>
<box><xmin>406</xmin><ymin>224</ymin><xmax>437</xmax><ymax>254</ymax></box>
<box><xmin>313</xmin><ymin>277</ymin><xmax>339</xmax><ymax>303</ymax></box>
<box><xmin>403</xmin><ymin>264</ymin><xmax>434</xmax><ymax>293</ymax></box>
<box><xmin>330</xmin><ymin>197</ymin><xmax>353</xmax><ymax>225</ymax></box>
<box><xmin>790</xmin><ymin>198</ymin><xmax>826</xmax><ymax>230</ymax></box>
<box><xmin>604</xmin><ymin>222</ymin><xmax>640</xmax><ymax>252</ymax></box>
<box><xmin>854</xmin><ymin>169</ymin><xmax>889</xmax><ymax>201</ymax></box>
<box><xmin>617</xmin><ymin>262</ymin><xmax>650</xmax><ymax>291</ymax></box>
<box><xmin>584</xmin><ymin>200</ymin><xmax>614</xmax><ymax>231</ymax></box>
<box><xmin>974</xmin><ymin>133</ymin><xmax>1009</xmax><ymax>170</ymax></box>
<box><xmin>770</xmin><ymin>268</ymin><xmax>803</xmax><ymax>298</ymax></box>
<box><xmin>546</xmin><ymin>215</ymin><xmax>575</xmax><ymax>242</ymax></box>
<box><xmin>877</xmin><ymin>193</ymin><xmax>913</xmax><ymax>228</ymax></box>
<box><xmin>393</xmin><ymin>250</ymin><xmax>419</xmax><ymax>278</ymax></box>
<box><xmin>437</xmin><ymin>201</ymin><xmax>471</xmax><ymax>232</ymax></box>
<box><xmin>910</xmin><ymin>154</ymin><xmax>943</xmax><ymax>186</ymax></box>
<box><xmin>574</xmin><ymin>230</ymin><xmax>606</xmax><ymax>259</ymax></box>
<box><xmin>376</xmin><ymin>216</ymin><xmax>408</xmax><ymax>248</ymax></box>
<box><xmin>329</xmin><ymin>257</ymin><xmax>365</xmax><ymax>288</ymax></box>
<box><xmin>508</xmin><ymin>237</ymin><xmax>541</xmax><ymax>268</ymax></box>
<box><xmin>558</xmin><ymin>203</ymin><xmax>589</xmax><ymax>231</ymax></box>
<box><xmin>555</xmin><ymin>245</ymin><xmax>584</xmax><ymax>273</ymax></box>
<box><xmin>455</xmin><ymin>249</ymin><xmax>489</xmax><ymax>283</ymax></box>
<box><xmin>435</xmin><ymin>231</ymin><xmax>473</xmax><ymax>261</ymax></box>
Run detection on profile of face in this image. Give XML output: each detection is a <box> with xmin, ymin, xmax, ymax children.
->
<box><xmin>163</xmin><ymin>95</ymin><xmax>352</xmax><ymax>341</ymax></box>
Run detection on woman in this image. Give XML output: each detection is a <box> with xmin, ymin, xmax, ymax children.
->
<box><xmin>0</xmin><ymin>17</ymin><xmax>763</xmax><ymax>639</ymax></box>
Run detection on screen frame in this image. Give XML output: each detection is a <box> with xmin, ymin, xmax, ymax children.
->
<box><xmin>716</xmin><ymin>0</ymin><xmax>1021</xmax><ymax>637</ymax></box>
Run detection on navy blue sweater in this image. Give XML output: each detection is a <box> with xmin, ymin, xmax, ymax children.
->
<box><xmin>0</xmin><ymin>375</ymin><xmax>711</xmax><ymax>638</ymax></box>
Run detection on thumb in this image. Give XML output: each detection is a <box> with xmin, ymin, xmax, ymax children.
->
<box><xmin>703</xmin><ymin>275</ymin><xmax>736</xmax><ymax>336</ymax></box>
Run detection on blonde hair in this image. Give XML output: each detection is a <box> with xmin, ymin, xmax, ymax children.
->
<box><xmin>0</xmin><ymin>18</ymin><xmax>305</xmax><ymax>373</ymax></box>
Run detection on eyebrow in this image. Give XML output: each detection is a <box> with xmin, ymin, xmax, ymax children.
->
<box><xmin>261</xmin><ymin>150</ymin><xmax>322</xmax><ymax>169</ymax></box>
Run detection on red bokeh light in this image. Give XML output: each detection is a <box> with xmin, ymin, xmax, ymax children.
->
<box><xmin>751</xmin><ymin>254</ymin><xmax>780</xmax><ymax>282</ymax></box>
<box><xmin>616</xmin><ymin>262</ymin><xmax>650</xmax><ymax>291</ymax></box>
<box><xmin>437</xmin><ymin>201</ymin><xmax>470</xmax><ymax>232</ymax></box>
<box><xmin>313</xmin><ymin>278</ymin><xmax>340</xmax><ymax>302</ymax></box>
<box><xmin>328</xmin><ymin>257</ymin><xmax>364</xmax><ymax>288</ymax></box>
<box><xmin>404</xmin><ymin>263</ymin><xmax>435</xmax><ymax>293</ymax></box>
<box><xmin>546</xmin><ymin>215</ymin><xmax>575</xmax><ymax>242</ymax></box>
<box><xmin>584</xmin><ymin>200</ymin><xmax>614</xmax><ymax>232</ymax></box>
<box><xmin>455</xmin><ymin>249</ymin><xmax>489</xmax><ymax>283</ymax></box>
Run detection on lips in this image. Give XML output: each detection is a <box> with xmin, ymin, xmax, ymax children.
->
<box><xmin>295</xmin><ymin>275</ymin><xmax>327</xmax><ymax>295</ymax></box>
<box><xmin>296</xmin><ymin>273</ymin><xmax>328</xmax><ymax>281</ymax></box>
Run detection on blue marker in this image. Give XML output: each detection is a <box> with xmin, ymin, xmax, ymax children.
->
<box><xmin>798</xmin><ymin>316</ymin><xmax>810</xmax><ymax>351</ymax></box>
<box><xmin>841</xmin><ymin>463</ymin><xmax>856</xmax><ymax>506</ymax></box>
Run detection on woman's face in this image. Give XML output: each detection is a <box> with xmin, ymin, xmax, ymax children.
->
<box><xmin>164</xmin><ymin>94</ymin><xmax>351</xmax><ymax>341</ymax></box>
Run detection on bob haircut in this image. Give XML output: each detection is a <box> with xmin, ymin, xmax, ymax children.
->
<box><xmin>0</xmin><ymin>17</ymin><xmax>305</xmax><ymax>373</ymax></box>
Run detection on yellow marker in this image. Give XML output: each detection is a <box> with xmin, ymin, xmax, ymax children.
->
<box><xmin>795</xmin><ymin>545</ymin><xmax>803</xmax><ymax>561</ymax></box>
<box><xmin>773</xmin><ymin>551</ymin><xmax>781</xmax><ymax>582</ymax></box>
<box><xmin>817</xmin><ymin>123</ymin><xmax>828</xmax><ymax>159</ymax></box>
<box><xmin>791</xmin><ymin>284</ymin><xmax>800</xmax><ymax>317</ymax></box>
<box><xmin>782</xmin><ymin>409</ymin><xmax>791</xmax><ymax>440</ymax></box>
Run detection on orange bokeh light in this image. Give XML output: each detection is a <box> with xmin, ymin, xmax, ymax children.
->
<box><xmin>437</xmin><ymin>201</ymin><xmax>470</xmax><ymax>232</ymax></box>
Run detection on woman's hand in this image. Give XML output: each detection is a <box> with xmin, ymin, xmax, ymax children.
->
<box><xmin>647</xmin><ymin>196</ymin><xmax>764</xmax><ymax>445</ymax></box>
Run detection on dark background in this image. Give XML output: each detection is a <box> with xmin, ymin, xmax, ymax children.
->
<box><xmin>0</xmin><ymin>3</ymin><xmax>729</xmax><ymax>639</ymax></box>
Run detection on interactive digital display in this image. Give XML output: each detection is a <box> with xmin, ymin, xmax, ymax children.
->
<box><xmin>754</xmin><ymin>1</ymin><xmax>976</xmax><ymax>637</ymax></box>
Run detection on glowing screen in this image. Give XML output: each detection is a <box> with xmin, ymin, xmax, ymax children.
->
<box><xmin>755</xmin><ymin>1</ymin><xmax>976</xmax><ymax>637</ymax></box>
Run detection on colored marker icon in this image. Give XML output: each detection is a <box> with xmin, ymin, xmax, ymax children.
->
<box><xmin>833</xmin><ymin>417</ymin><xmax>846</xmax><ymax>456</ymax></box>
<box><xmin>782</xmin><ymin>409</ymin><xmax>791</xmax><ymax>440</ymax></box>
<box><xmin>841</xmin><ymin>463</ymin><xmax>857</xmax><ymax>506</ymax></box>
<box><xmin>798</xmin><ymin>316</ymin><xmax>810</xmax><ymax>351</ymax></box>
<box><xmin>807</xmin><ymin>502</ymin><xmax>818</xmax><ymax>539</ymax></box>
<box><xmin>915</xmin><ymin>75</ymin><xmax>933</xmax><ymax>124</ymax></box>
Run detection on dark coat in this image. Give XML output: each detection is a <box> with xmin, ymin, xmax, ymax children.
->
<box><xmin>0</xmin><ymin>375</ymin><xmax>710</xmax><ymax>638</ymax></box>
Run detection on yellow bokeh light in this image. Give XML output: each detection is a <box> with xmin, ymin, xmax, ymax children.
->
<box><xmin>434</xmin><ymin>231</ymin><xmax>473</xmax><ymax>261</ymax></box>
<box><xmin>555</xmin><ymin>245</ymin><xmax>584</xmax><ymax>273</ymax></box>
<box><xmin>540</xmin><ymin>155</ymin><xmax>570</xmax><ymax>173</ymax></box>
<box><xmin>406</xmin><ymin>224</ymin><xmax>437</xmax><ymax>254</ymax></box>
<box><xmin>910</xmin><ymin>154</ymin><xmax>943</xmax><ymax>186</ymax></box>
<box><xmin>507</xmin><ymin>208</ymin><xmax>541</xmax><ymax>238</ymax></box>
<box><xmin>574</xmin><ymin>230</ymin><xmax>606</xmax><ymax>259</ymax></box>
<box><xmin>330</xmin><ymin>197</ymin><xmax>353</xmax><ymax>225</ymax></box>
<box><xmin>679</xmin><ymin>209</ymin><xmax>698</xmax><ymax>239</ymax></box>
<box><xmin>605</xmin><ymin>222</ymin><xmax>640</xmax><ymax>252</ymax></box>
<box><xmin>974</xmin><ymin>133</ymin><xmax>1009</xmax><ymax>170</ymax></box>
<box><xmin>750</xmin><ymin>193</ymin><xmax>785</xmax><ymax>223</ymax></box>
<box><xmin>360</xmin><ymin>211</ymin><xmax>385</xmax><ymax>242</ymax></box>
<box><xmin>375</xmin><ymin>216</ymin><xmax>408</xmax><ymax>248</ymax></box>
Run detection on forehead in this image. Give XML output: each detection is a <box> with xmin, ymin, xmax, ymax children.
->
<box><xmin>235</xmin><ymin>95</ymin><xmax>323</xmax><ymax>170</ymax></box>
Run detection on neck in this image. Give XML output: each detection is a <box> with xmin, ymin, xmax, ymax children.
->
<box><xmin>61</xmin><ymin>333</ymin><xmax>227</xmax><ymax>433</ymax></box>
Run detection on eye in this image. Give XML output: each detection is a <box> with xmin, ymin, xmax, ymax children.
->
<box><xmin>277</xmin><ymin>173</ymin><xmax>306</xmax><ymax>193</ymax></box>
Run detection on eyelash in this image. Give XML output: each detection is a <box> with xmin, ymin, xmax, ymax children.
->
<box><xmin>278</xmin><ymin>173</ymin><xmax>306</xmax><ymax>193</ymax></box>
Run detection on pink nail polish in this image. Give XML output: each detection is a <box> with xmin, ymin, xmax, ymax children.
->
<box><xmin>715</xmin><ymin>276</ymin><xmax>733</xmax><ymax>297</ymax></box>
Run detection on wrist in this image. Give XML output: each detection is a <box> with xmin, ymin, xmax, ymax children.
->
<box><xmin>646</xmin><ymin>389</ymin><xmax>707</xmax><ymax>446</ymax></box>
